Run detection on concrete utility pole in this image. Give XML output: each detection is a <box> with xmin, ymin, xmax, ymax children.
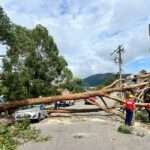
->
<box><xmin>111</xmin><ymin>45</ymin><xmax>125</xmax><ymax>90</ymax></box>
<box><xmin>148</xmin><ymin>24</ymin><xmax>150</xmax><ymax>38</ymax></box>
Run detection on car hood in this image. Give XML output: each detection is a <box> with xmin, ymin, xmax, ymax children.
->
<box><xmin>15</xmin><ymin>108</ymin><xmax>39</xmax><ymax>114</ymax></box>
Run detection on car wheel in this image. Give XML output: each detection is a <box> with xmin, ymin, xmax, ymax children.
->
<box><xmin>45</xmin><ymin>113</ymin><xmax>48</xmax><ymax>118</ymax></box>
<box><xmin>37</xmin><ymin>113</ymin><xmax>41</xmax><ymax>122</ymax></box>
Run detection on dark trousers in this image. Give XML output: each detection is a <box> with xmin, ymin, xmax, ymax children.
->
<box><xmin>147</xmin><ymin>110</ymin><xmax>150</xmax><ymax>122</ymax></box>
<box><xmin>125</xmin><ymin>109</ymin><xmax>133</xmax><ymax>126</ymax></box>
<box><xmin>54</xmin><ymin>102</ymin><xmax>58</xmax><ymax>110</ymax></box>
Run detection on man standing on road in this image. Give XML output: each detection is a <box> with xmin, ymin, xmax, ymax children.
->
<box><xmin>54</xmin><ymin>101</ymin><xmax>60</xmax><ymax>110</ymax></box>
<box><xmin>124</xmin><ymin>95</ymin><xmax>136</xmax><ymax>126</ymax></box>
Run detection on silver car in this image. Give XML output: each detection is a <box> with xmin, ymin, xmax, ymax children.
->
<box><xmin>13</xmin><ymin>105</ymin><xmax>48</xmax><ymax>121</ymax></box>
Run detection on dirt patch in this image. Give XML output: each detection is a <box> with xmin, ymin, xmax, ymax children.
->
<box><xmin>133</xmin><ymin>122</ymin><xmax>150</xmax><ymax>137</ymax></box>
<box><xmin>73</xmin><ymin>133</ymin><xmax>89</xmax><ymax>139</ymax></box>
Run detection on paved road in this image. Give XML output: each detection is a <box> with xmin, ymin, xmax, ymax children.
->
<box><xmin>18</xmin><ymin>114</ymin><xmax>150</xmax><ymax>150</ymax></box>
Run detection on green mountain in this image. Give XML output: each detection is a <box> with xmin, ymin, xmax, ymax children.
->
<box><xmin>83</xmin><ymin>73</ymin><xmax>129</xmax><ymax>87</ymax></box>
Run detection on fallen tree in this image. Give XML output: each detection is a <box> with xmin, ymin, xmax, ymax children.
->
<box><xmin>102</xmin><ymin>79</ymin><xmax>125</xmax><ymax>90</ymax></box>
<box><xmin>47</xmin><ymin>107</ymin><xmax>115</xmax><ymax>114</ymax></box>
<box><xmin>0</xmin><ymin>82</ymin><xmax>149</xmax><ymax>112</ymax></box>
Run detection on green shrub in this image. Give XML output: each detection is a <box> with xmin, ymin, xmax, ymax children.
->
<box><xmin>117</xmin><ymin>124</ymin><xmax>132</xmax><ymax>134</ymax></box>
<box><xmin>0</xmin><ymin>119</ymin><xmax>49</xmax><ymax>150</ymax></box>
<box><xmin>135</xmin><ymin>110</ymin><xmax>149</xmax><ymax>123</ymax></box>
<box><xmin>0</xmin><ymin>124</ymin><xmax>17</xmax><ymax>150</ymax></box>
<box><xmin>14</xmin><ymin>118</ymin><xmax>30</xmax><ymax>130</ymax></box>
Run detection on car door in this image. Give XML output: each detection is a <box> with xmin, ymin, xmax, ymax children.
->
<box><xmin>40</xmin><ymin>105</ymin><xmax>48</xmax><ymax>118</ymax></box>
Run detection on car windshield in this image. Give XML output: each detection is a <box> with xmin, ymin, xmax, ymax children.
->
<box><xmin>19</xmin><ymin>105</ymin><xmax>41</xmax><ymax>110</ymax></box>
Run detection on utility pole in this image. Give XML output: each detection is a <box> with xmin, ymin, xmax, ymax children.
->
<box><xmin>148</xmin><ymin>24</ymin><xmax>150</xmax><ymax>50</ymax></box>
<box><xmin>118</xmin><ymin>45</ymin><xmax>124</xmax><ymax>86</ymax></box>
<box><xmin>111</xmin><ymin>45</ymin><xmax>125</xmax><ymax>94</ymax></box>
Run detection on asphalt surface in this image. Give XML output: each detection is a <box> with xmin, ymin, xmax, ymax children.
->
<box><xmin>18</xmin><ymin>112</ymin><xmax>150</xmax><ymax>150</ymax></box>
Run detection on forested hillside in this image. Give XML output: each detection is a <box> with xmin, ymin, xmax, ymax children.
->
<box><xmin>83</xmin><ymin>73</ymin><xmax>130</xmax><ymax>87</ymax></box>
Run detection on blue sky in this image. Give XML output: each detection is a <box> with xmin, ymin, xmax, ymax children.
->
<box><xmin>0</xmin><ymin>0</ymin><xmax>150</xmax><ymax>78</ymax></box>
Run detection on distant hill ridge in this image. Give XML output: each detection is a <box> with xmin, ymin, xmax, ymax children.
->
<box><xmin>83</xmin><ymin>73</ymin><xmax>130</xmax><ymax>87</ymax></box>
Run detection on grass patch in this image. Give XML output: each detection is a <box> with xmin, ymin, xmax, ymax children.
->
<box><xmin>0</xmin><ymin>119</ymin><xmax>49</xmax><ymax>150</ymax></box>
<box><xmin>117</xmin><ymin>124</ymin><xmax>132</xmax><ymax>134</ymax></box>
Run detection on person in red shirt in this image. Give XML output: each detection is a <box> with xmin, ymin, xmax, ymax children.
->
<box><xmin>124</xmin><ymin>95</ymin><xmax>136</xmax><ymax>126</ymax></box>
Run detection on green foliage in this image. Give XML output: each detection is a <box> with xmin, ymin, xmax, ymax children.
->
<box><xmin>0</xmin><ymin>81</ymin><xmax>4</xmax><ymax>94</ymax></box>
<box><xmin>0</xmin><ymin>124</ymin><xmax>17</xmax><ymax>150</ymax></box>
<box><xmin>0</xmin><ymin>7</ymin><xmax>73</xmax><ymax>101</ymax></box>
<box><xmin>61</xmin><ymin>78</ymin><xmax>85</xmax><ymax>93</ymax></box>
<box><xmin>0</xmin><ymin>6</ymin><xmax>85</xmax><ymax>101</ymax></box>
<box><xmin>135</xmin><ymin>110</ymin><xmax>149</xmax><ymax>123</ymax></box>
<box><xmin>0</xmin><ymin>119</ymin><xmax>49</xmax><ymax>150</ymax></box>
<box><xmin>0</xmin><ymin>6</ymin><xmax>13</xmax><ymax>44</ymax></box>
<box><xmin>117</xmin><ymin>124</ymin><xmax>132</xmax><ymax>134</ymax></box>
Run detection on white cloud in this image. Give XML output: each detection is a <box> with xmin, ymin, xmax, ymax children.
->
<box><xmin>0</xmin><ymin>0</ymin><xmax>150</xmax><ymax>78</ymax></box>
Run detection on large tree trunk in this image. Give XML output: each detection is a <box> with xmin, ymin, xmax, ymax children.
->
<box><xmin>0</xmin><ymin>82</ymin><xmax>149</xmax><ymax>112</ymax></box>
<box><xmin>47</xmin><ymin>107</ymin><xmax>115</xmax><ymax>114</ymax></box>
